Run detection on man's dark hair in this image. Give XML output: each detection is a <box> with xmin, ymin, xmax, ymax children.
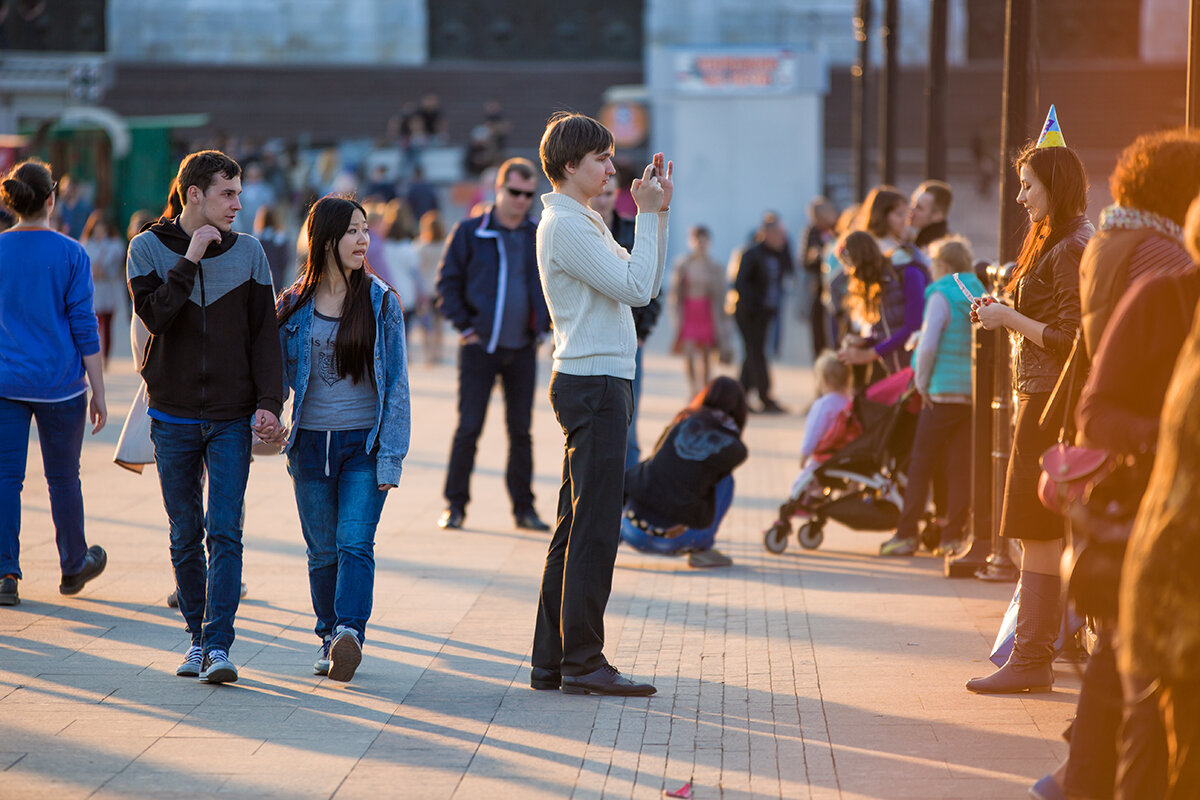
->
<box><xmin>539</xmin><ymin>112</ymin><xmax>614</xmax><ymax>186</ymax></box>
<box><xmin>176</xmin><ymin>150</ymin><xmax>241</xmax><ymax>203</ymax></box>
<box><xmin>916</xmin><ymin>179</ymin><xmax>953</xmax><ymax>216</ymax></box>
<box><xmin>497</xmin><ymin>157</ymin><xmax>537</xmax><ymax>186</ymax></box>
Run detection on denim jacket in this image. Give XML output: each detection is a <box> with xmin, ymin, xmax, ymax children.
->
<box><xmin>279</xmin><ymin>275</ymin><xmax>411</xmax><ymax>485</ymax></box>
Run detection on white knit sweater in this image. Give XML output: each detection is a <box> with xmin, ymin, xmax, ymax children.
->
<box><xmin>536</xmin><ymin>192</ymin><xmax>669</xmax><ymax>379</ymax></box>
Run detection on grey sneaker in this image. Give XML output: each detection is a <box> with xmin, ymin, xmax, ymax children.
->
<box><xmin>176</xmin><ymin>644</ymin><xmax>204</xmax><ymax>677</ymax></box>
<box><xmin>328</xmin><ymin>627</ymin><xmax>362</xmax><ymax>682</ymax></box>
<box><xmin>199</xmin><ymin>649</ymin><xmax>238</xmax><ymax>684</ymax></box>
<box><xmin>313</xmin><ymin>636</ymin><xmax>332</xmax><ymax>676</ymax></box>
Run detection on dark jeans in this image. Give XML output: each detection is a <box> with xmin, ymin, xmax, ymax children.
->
<box><xmin>444</xmin><ymin>343</ymin><xmax>536</xmax><ymax>515</ymax></box>
<box><xmin>533</xmin><ymin>372</ymin><xmax>632</xmax><ymax>677</ymax></box>
<box><xmin>736</xmin><ymin>307</ymin><xmax>774</xmax><ymax>404</ymax></box>
<box><xmin>287</xmin><ymin>428</ymin><xmax>387</xmax><ymax>644</ymax></box>
<box><xmin>0</xmin><ymin>394</ymin><xmax>89</xmax><ymax>579</ymax></box>
<box><xmin>151</xmin><ymin>416</ymin><xmax>251</xmax><ymax>654</ymax></box>
<box><xmin>896</xmin><ymin>402</ymin><xmax>971</xmax><ymax>543</ymax></box>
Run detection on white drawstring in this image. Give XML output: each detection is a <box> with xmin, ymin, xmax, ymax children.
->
<box><xmin>325</xmin><ymin>430</ymin><xmax>332</xmax><ymax>477</ymax></box>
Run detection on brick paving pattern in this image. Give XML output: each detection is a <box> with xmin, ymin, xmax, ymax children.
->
<box><xmin>0</xmin><ymin>328</ymin><xmax>1078</xmax><ymax>799</ymax></box>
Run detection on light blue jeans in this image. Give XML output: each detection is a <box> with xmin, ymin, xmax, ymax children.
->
<box><xmin>287</xmin><ymin>428</ymin><xmax>387</xmax><ymax>644</ymax></box>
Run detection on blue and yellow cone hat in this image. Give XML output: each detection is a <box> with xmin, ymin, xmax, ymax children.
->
<box><xmin>1036</xmin><ymin>105</ymin><xmax>1066</xmax><ymax>149</ymax></box>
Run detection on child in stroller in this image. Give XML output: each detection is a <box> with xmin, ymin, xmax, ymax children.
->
<box><xmin>764</xmin><ymin>366</ymin><xmax>935</xmax><ymax>553</ymax></box>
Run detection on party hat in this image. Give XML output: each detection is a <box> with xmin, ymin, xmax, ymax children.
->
<box><xmin>1036</xmin><ymin>105</ymin><xmax>1066</xmax><ymax>148</ymax></box>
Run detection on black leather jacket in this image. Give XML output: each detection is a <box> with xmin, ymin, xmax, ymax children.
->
<box><xmin>1012</xmin><ymin>214</ymin><xmax>1094</xmax><ymax>393</ymax></box>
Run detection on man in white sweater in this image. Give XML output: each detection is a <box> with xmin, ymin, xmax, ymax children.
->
<box><xmin>530</xmin><ymin>111</ymin><xmax>672</xmax><ymax>697</ymax></box>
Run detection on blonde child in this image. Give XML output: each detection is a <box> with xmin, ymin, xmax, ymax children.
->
<box><xmin>791</xmin><ymin>351</ymin><xmax>853</xmax><ymax>496</ymax></box>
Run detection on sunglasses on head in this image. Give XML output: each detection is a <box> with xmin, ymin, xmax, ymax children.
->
<box><xmin>505</xmin><ymin>186</ymin><xmax>535</xmax><ymax>199</ymax></box>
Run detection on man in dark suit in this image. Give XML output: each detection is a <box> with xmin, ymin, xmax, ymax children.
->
<box><xmin>732</xmin><ymin>216</ymin><xmax>790</xmax><ymax>413</ymax></box>
<box><xmin>435</xmin><ymin>158</ymin><xmax>551</xmax><ymax>531</ymax></box>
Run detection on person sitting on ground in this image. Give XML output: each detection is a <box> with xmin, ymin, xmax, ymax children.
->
<box><xmin>878</xmin><ymin>236</ymin><xmax>983</xmax><ymax>557</ymax></box>
<box><xmin>620</xmin><ymin>377</ymin><xmax>749</xmax><ymax>568</ymax></box>
<box><xmin>788</xmin><ymin>351</ymin><xmax>853</xmax><ymax>499</ymax></box>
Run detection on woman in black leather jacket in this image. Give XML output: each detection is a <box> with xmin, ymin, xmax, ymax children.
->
<box><xmin>967</xmin><ymin>140</ymin><xmax>1093</xmax><ymax>695</ymax></box>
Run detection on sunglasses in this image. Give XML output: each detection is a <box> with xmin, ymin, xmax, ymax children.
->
<box><xmin>505</xmin><ymin>186</ymin><xmax>535</xmax><ymax>199</ymax></box>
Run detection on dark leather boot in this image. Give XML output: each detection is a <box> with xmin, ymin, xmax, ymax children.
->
<box><xmin>966</xmin><ymin>571</ymin><xmax>1060</xmax><ymax>694</ymax></box>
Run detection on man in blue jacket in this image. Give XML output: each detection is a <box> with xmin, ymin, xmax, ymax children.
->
<box><xmin>435</xmin><ymin>158</ymin><xmax>551</xmax><ymax>531</ymax></box>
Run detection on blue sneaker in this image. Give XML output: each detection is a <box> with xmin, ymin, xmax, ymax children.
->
<box><xmin>199</xmin><ymin>649</ymin><xmax>238</xmax><ymax>684</ymax></box>
<box><xmin>328</xmin><ymin>627</ymin><xmax>361</xmax><ymax>682</ymax></box>
<box><xmin>1029</xmin><ymin>774</ymin><xmax>1067</xmax><ymax>800</ymax></box>
<box><xmin>176</xmin><ymin>644</ymin><xmax>203</xmax><ymax>677</ymax></box>
<box><xmin>313</xmin><ymin>636</ymin><xmax>332</xmax><ymax>676</ymax></box>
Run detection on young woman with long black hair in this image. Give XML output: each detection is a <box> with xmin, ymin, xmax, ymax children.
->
<box><xmin>276</xmin><ymin>195</ymin><xmax>411</xmax><ymax>682</ymax></box>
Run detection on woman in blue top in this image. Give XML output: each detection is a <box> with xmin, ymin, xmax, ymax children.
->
<box><xmin>276</xmin><ymin>195</ymin><xmax>411</xmax><ymax>682</ymax></box>
<box><xmin>0</xmin><ymin>160</ymin><xmax>108</xmax><ymax>606</ymax></box>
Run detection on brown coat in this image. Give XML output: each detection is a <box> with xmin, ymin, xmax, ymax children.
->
<box><xmin>1119</xmin><ymin>305</ymin><xmax>1200</xmax><ymax>683</ymax></box>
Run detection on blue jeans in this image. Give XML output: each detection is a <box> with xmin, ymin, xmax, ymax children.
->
<box><xmin>151</xmin><ymin>417</ymin><xmax>251</xmax><ymax>654</ymax></box>
<box><xmin>0</xmin><ymin>394</ymin><xmax>89</xmax><ymax>579</ymax></box>
<box><xmin>620</xmin><ymin>476</ymin><xmax>735</xmax><ymax>554</ymax></box>
<box><xmin>287</xmin><ymin>428</ymin><xmax>387</xmax><ymax>644</ymax></box>
<box><xmin>624</xmin><ymin>345</ymin><xmax>645</xmax><ymax>471</ymax></box>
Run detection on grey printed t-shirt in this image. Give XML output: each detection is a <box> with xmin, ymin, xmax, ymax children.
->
<box><xmin>298</xmin><ymin>311</ymin><xmax>377</xmax><ymax>431</ymax></box>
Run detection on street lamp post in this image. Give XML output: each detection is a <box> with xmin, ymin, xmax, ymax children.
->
<box><xmin>879</xmin><ymin>0</ymin><xmax>899</xmax><ymax>186</ymax></box>
<box><xmin>925</xmin><ymin>0</ymin><xmax>948</xmax><ymax>180</ymax></box>
<box><xmin>852</xmin><ymin>0</ymin><xmax>873</xmax><ymax>200</ymax></box>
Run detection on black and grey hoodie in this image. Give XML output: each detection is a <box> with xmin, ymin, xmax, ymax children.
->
<box><xmin>127</xmin><ymin>217</ymin><xmax>283</xmax><ymax>420</ymax></box>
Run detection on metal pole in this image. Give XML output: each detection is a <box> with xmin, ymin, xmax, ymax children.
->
<box><xmin>973</xmin><ymin>0</ymin><xmax>1030</xmax><ymax>582</ymax></box>
<box><xmin>1189</xmin><ymin>0</ymin><xmax>1200</xmax><ymax>131</ymax></box>
<box><xmin>879</xmin><ymin>0</ymin><xmax>899</xmax><ymax>186</ymax></box>
<box><xmin>997</xmin><ymin>0</ymin><xmax>1031</xmax><ymax>264</ymax></box>
<box><xmin>925</xmin><ymin>0</ymin><xmax>948</xmax><ymax>180</ymax></box>
<box><xmin>852</xmin><ymin>0</ymin><xmax>873</xmax><ymax>199</ymax></box>
<box><xmin>946</xmin><ymin>323</ymin><xmax>994</xmax><ymax>577</ymax></box>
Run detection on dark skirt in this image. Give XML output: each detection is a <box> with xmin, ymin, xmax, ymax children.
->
<box><xmin>999</xmin><ymin>391</ymin><xmax>1067</xmax><ymax>541</ymax></box>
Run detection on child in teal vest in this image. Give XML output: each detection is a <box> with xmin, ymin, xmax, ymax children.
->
<box><xmin>879</xmin><ymin>237</ymin><xmax>983</xmax><ymax>556</ymax></box>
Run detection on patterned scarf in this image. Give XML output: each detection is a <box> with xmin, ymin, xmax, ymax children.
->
<box><xmin>1097</xmin><ymin>205</ymin><xmax>1183</xmax><ymax>242</ymax></box>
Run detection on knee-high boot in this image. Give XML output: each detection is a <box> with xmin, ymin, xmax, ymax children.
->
<box><xmin>966</xmin><ymin>571</ymin><xmax>1060</xmax><ymax>694</ymax></box>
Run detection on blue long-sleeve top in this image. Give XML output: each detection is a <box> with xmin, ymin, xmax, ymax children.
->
<box><xmin>0</xmin><ymin>229</ymin><xmax>100</xmax><ymax>400</ymax></box>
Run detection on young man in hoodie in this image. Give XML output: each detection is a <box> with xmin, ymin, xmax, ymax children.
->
<box><xmin>127</xmin><ymin>150</ymin><xmax>283</xmax><ymax>684</ymax></box>
<box><xmin>530</xmin><ymin>112</ymin><xmax>672</xmax><ymax>697</ymax></box>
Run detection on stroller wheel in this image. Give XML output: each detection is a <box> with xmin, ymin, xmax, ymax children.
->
<box><xmin>797</xmin><ymin>521</ymin><xmax>824</xmax><ymax>550</ymax></box>
<box><xmin>763</xmin><ymin>522</ymin><xmax>790</xmax><ymax>554</ymax></box>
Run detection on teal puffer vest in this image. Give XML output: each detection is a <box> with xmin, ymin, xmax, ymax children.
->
<box><xmin>926</xmin><ymin>272</ymin><xmax>985</xmax><ymax>396</ymax></box>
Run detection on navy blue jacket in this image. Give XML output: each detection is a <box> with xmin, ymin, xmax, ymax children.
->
<box><xmin>435</xmin><ymin>209</ymin><xmax>550</xmax><ymax>353</ymax></box>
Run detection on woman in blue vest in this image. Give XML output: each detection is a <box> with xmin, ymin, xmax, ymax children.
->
<box><xmin>276</xmin><ymin>195</ymin><xmax>411</xmax><ymax>682</ymax></box>
<box><xmin>879</xmin><ymin>236</ymin><xmax>983</xmax><ymax>557</ymax></box>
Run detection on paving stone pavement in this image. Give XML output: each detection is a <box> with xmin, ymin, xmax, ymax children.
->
<box><xmin>0</xmin><ymin>328</ymin><xmax>1080</xmax><ymax>799</ymax></box>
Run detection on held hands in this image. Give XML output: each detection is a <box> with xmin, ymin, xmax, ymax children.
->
<box><xmin>185</xmin><ymin>225</ymin><xmax>223</xmax><ymax>263</ymax></box>
<box><xmin>252</xmin><ymin>409</ymin><xmax>284</xmax><ymax>445</ymax></box>
<box><xmin>631</xmin><ymin>153</ymin><xmax>673</xmax><ymax>214</ymax></box>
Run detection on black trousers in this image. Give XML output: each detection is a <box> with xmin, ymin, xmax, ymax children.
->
<box><xmin>736</xmin><ymin>307</ymin><xmax>774</xmax><ymax>404</ymax></box>
<box><xmin>896</xmin><ymin>402</ymin><xmax>971</xmax><ymax>543</ymax></box>
<box><xmin>443</xmin><ymin>342</ymin><xmax>536</xmax><ymax>515</ymax></box>
<box><xmin>532</xmin><ymin>372</ymin><xmax>632</xmax><ymax>677</ymax></box>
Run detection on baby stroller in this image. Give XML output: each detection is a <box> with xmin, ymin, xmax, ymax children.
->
<box><xmin>764</xmin><ymin>367</ymin><xmax>937</xmax><ymax>553</ymax></box>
